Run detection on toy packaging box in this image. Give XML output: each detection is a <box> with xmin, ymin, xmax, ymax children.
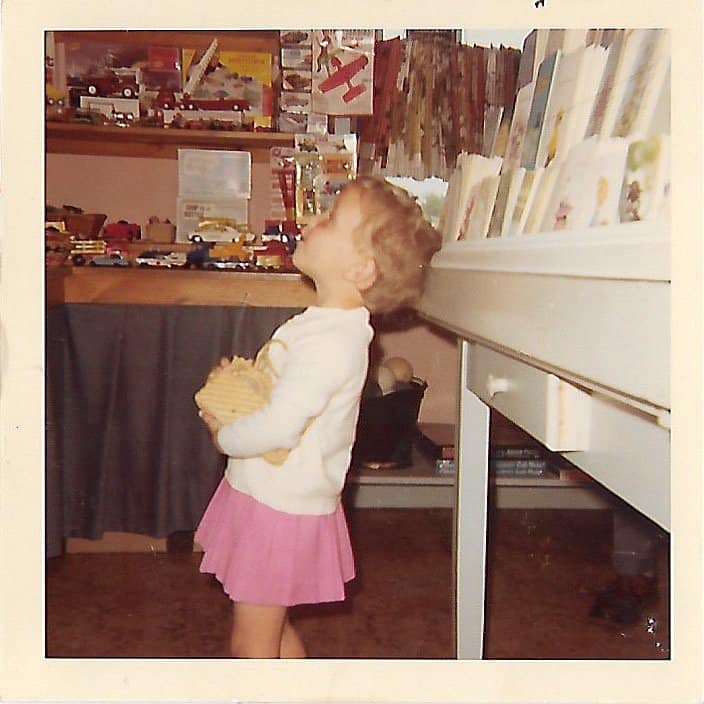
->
<box><xmin>181</xmin><ymin>48</ymin><xmax>274</xmax><ymax>128</ymax></box>
<box><xmin>177</xmin><ymin>149</ymin><xmax>252</xmax><ymax>199</ymax></box>
<box><xmin>176</xmin><ymin>197</ymin><xmax>249</xmax><ymax>242</ymax></box>
<box><xmin>311</xmin><ymin>30</ymin><xmax>375</xmax><ymax>116</ymax></box>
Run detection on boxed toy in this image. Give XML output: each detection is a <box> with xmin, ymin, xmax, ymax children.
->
<box><xmin>176</xmin><ymin>196</ymin><xmax>249</xmax><ymax>242</ymax></box>
<box><xmin>178</xmin><ymin>149</ymin><xmax>252</xmax><ymax>199</ymax></box>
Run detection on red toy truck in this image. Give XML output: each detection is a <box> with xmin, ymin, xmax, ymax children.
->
<box><xmin>103</xmin><ymin>220</ymin><xmax>141</xmax><ymax>240</ymax></box>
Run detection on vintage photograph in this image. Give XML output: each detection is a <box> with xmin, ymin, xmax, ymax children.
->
<box><xmin>2</xmin><ymin>1</ymin><xmax>701</xmax><ymax>701</ymax></box>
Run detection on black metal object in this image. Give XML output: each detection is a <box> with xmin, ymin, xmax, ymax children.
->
<box><xmin>352</xmin><ymin>377</ymin><xmax>427</xmax><ymax>468</ymax></box>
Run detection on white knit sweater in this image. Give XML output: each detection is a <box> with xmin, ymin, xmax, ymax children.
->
<box><xmin>217</xmin><ymin>306</ymin><xmax>374</xmax><ymax>515</ymax></box>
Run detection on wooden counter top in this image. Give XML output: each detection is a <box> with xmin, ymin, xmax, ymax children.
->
<box><xmin>46</xmin><ymin>266</ymin><xmax>316</xmax><ymax>308</ymax></box>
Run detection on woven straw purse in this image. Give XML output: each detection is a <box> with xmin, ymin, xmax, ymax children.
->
<box><xmin>195</xmin><ymin>340</ymin><xmax>290</xmax><ymax>465</ymax></box>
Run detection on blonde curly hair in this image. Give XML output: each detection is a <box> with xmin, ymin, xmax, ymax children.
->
<box><xmin>345</xmin><ymin>176</ymin><xmax>442</xmax><ymax>314</ymax></box>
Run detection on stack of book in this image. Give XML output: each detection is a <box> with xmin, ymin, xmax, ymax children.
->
<box><xmin>489</xmin><ymin>446</ymin><xmax>555</xmax><ymax>478</ymax></box>
<box><xmin>415</xmin><ymin>422</ymin><xmax>456</xmax><ymax>474</ymax></box>
<box><xmin>438</xmin><ymin>28</ymin><xmax>671</xmax><ymax>241</ymax></box>
<box><xmin>416</xmin><ymin>420</ymin><xmax>594</xmax><ymax>484</ymax></box>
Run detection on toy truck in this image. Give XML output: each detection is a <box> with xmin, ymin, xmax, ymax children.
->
<box><xmin>84</xmin><ymin>69</ymin><xmax>140</xmax><ymax>99</ymax></box>
<box><xmin>135</xmin><ymin>250</ymin><xmax>187</xmax><ymax>268</ymax></box>
<box><xmin>70</xmin><ymin>239</ymin><xmax>107</xmax><ymax>266</ymax></box>
<box><xmin>156</xmin><ymin>90</ymin><xmax>250</xmax><ymax>112</ymax></box>
<box><xmin>103</xmin><ymin>220</ymin><xmax>141</xmax><ymax>240</ymax></box>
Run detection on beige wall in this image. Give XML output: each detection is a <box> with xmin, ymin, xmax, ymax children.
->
<box><xmin>46</xmin><ymin>152</ymin><xmax>459</xmax><ymax>424</ymax></box>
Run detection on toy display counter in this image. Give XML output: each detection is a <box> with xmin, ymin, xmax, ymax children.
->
<box><xmin>49</xmin><ymin>266</ymin><xmax>317</xmax><ymax>307</ymax></box>
<box><xmin>46</xmin><ymin>267</ymin><xmax>313</xmax><ymax>556</ymax></box>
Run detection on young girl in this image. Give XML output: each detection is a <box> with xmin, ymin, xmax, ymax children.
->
<box><xmin>196</xmin><ymin>175</ymin><xmax>442</xmax><ymax>658</ymax></box>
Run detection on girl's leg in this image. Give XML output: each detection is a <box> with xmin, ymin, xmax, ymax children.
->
<box><xmin>230</xmin><ymin>602</ymin><xmax>287</xmax><ymax>658</ymax></box>
<box><xmin>280</xmin><ymin>617</ymin><xmax>306</xmax><ymax>658</ymax></box>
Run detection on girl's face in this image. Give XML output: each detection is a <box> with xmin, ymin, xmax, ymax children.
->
<box><xmin>293</xmin><ymin>186</ymin><xmax>366</xmax><ymax>285</ymax></box>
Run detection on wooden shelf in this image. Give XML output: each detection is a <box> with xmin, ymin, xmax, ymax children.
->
<box><xmin>45</xmin><ymin>122</ymin><xmax>294</xmax><ymax>161</ymax></box>
<box><xmin>48</xmin><ymin>265</ymin><xmax>316</xmax><ymax>308</ymax></box>
<box><xmin>349</xmin><ymin>450</ymin><xmax>454</xmax><ymax>487</ymax></box>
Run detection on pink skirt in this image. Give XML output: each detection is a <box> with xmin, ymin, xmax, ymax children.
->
<box><xmin>195</xmin><ymin>478</ymin><xmax>355</xmax><ymax>607</ymax></box>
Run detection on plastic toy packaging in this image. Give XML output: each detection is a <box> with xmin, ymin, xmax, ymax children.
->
<box><xmin>293</xmin><ymin>133</ymin><xmax>358</xmax><ymax>223</ymax></box>
<box><xmin>294</xmin><ymin>151</ymin><xmax>322</xmax><ymax>222</ymax></box>
<box><xmin>311</xmin><ymin>30</ymin><xmax>375</xmax><ymax>116</ymax></box>
<box><xmin>313</xmin><ymin>153</ymin><xmax>354</xmax><ymax>214</ymax></box>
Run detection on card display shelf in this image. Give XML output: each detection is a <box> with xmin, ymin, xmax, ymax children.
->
<box><xmin>419</xmin><ymin>219</ymin><xmax>670</xmax><ymax>659</ymax></box>
<box><xmin>45</xmin><ymin>122</ymin><xmax>295</xmax><ymax>161</ymax></box>
<box><xmin>420</xmin><ymin>219</ymin><xmax>670</xmax><ymax>528</ymax></box>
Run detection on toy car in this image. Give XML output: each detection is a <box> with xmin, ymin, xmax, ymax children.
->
<box><xmin>203</xmin><ymin>258</ymin><xmax>250</xmax><ymax>271</ymax></box>
<box><xmin>84</xmin><ymin>71</ymin><xmax>140</xmax><ymax>99</ymax></box>
<box><xmin>71</xmin><ymin>109</ymin><xmax>108</xmax><ymax>125</ymax></box>
<box><xmin>155</xmin><ymin>90</ymin><xmax>249</xmax><ymax>112</ymax></box>
<box><xmin>250</xmin><ymin>241</ymin><xmax>295</xmax><ymax>270</ymax></box>
<box><xmin>111</xmin><ymin>110</ymin><xmax>135</xmax><ymax>128</ymax></box>
<box><xmin>209</xmin><ymin>240</ymin><xmax>249</xmax><ymax>260</ymax></box>
<box><xmin>103</xmin><ymin>220</ymin><xmax>141</xmax><ymax>240</ymax></box>
<box><xmin>185</xmin><ymin>242</ymin><xmax>213</xmax><ymax>269</ymax></box>
<box><xmin>135</xmin><ymin>250</ymin><xmax>187</xmax><ymax>268</ymax></box>
<box><xmin>89</xmin><ymin>253</ymin><xmax>130</xmax><ymax>267</ymax></box>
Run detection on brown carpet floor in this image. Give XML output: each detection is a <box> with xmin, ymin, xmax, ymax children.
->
<box><xmin>45</xmin><ymin>507</ymin><xmax>669</xmax><ymax>660</ymax></box>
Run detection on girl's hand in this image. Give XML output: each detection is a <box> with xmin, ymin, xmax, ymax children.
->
<box><xmin>199</xmin><ymin>409</ymin><xmax>225</xmax><ymax>453</ymax></box>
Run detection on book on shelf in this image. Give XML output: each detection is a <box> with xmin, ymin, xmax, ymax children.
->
<box><xmin>435</xmin><ymin>459</ymin><xmax>456</xmax><ymax>475</ymax></box>
<box><xmin>544</xmin><ymin>30</ymin><xmax>565</xmax><ymax>60</ymax></box>
<box><xmin>536</xmin><ymin>44</ymin><xmax>608</xmax><ymax>168</ymax></box>
<box><xmin>499</xmin><ymin>167</ymin><xmax>527</xmax><ymax>236</ymax></box>
<box><xmin>459</xmin><ymin>175</ymin><xmax>501</xmax><ymax>239</ymax></box>
<box><xmin>600</xmin><ymin>29</ymin><xmax>623</xmax><ymax>48</ymax></box>
<box><xmin>517</xmin><ymin>30</ymin><xmax>537</xmax><ymax>89</ymax></box>
<box><xmin>415</xmin><ymin>422</ymin><xmax>455</xmax><ymax>461</ymax></box>
<box><xmin>562</xmin><ymin>29</ymin><xmax>589</xmax><ymax>54</ymax></box>
<box><xmin>584</xmin><ymin>29</ymin><xmax>626</xmax><ymax>140</ymax></box>
<box><xmin>585</xmin><ymin>28</ymin><xmax>603</xmax><ymax>46</ymax></box>
<box><xmin>539</xmin><ymin>136</ymin><xmax>629</xmax><ymax>232</ymax></box>
<box><xmin>451</xmin><ymin>153</ymin><xmax>502</xmax><ymax>241</ymax></box>
<box><xmin>482</xmin><ymin>105</ymin><xmax>504</xmax><ymax>157</ymax></box>
<box><xmin>603</xmin><ymin>29</ymin><xmax>669</xmax><ymax>140</ymax></box>
<box><xmin>521</xmin><ymin>50</ymin><xmax>561</xmax><ymax>170</ymax></box>
<box><xmin>437</xmin><ymin>167</ymin><xmax>461</xmax><ymax>240</ymax></box>
<box><xmin>618</xmin><ymin>134</ymin><xmax>670</xmax><ymax>223</ymax></box>
<box><xmin>490</xmin><ymin>106</ymin><xmax>514</xmax><ymax>159</ymax></box>
<box><xmin>486</xmin><ymin>169</ymin><xmax>516</xmax><ymax>237</ymax></box>
<box><xmin>490</xmin><ymin>458</ymin><xmax>555</xmax><ymax>477</ymax></box>
<box><xmin>503</xmin><ymin>80</ymin><xmax>536</xmax><ymax>172</ymax></box>
<box><xmin>531</xmin><ymin>30</ymin><xmax>550</xmax><ymax>81</ymax></box>
<box><xmin>506</xmin><ymin>167</ymin><xmax>544</xmax><ymax>236</ymax></box>
<box><xmin>645</xmin><ymin>59</ymin><xmax>670</xmax><ymax>137</ymax></box>
<box><xmin>522</xmin><ymin>158</ymin><xmax>561</xmax><ymax>234</ymax></box>
<box><xmin>491</xmin><ymin>446</ymin><xmax>543</xmax><ymax>460</ymax></box>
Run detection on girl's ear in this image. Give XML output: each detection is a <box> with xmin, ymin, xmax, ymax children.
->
<box><xmin>345</xmin><ymin>254</ymin><xmax>377</xmax><ymax>292</ymax></box>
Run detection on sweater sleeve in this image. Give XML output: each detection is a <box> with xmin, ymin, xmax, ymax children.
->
<box><xmin>216</xmin><ymin>329</ymin><xmax>360</xmax><ymax>458</ymax></box>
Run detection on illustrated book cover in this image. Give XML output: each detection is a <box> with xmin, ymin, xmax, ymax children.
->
<box><xmin>539</xmin><ymin>136</ymin><xmax>630</xmax><ymax>232</ymax></box>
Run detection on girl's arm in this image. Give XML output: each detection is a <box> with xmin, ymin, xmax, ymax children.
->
<box><xmin>216</xmin><ymin>334</ymin><xmax>357</xmax><ymax>458</ymax></box>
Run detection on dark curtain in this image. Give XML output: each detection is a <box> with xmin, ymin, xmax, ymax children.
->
<box><xmin>45</xmin><ymin>303</ymin><xmax>301</xmax><ymax>557</ymax></box>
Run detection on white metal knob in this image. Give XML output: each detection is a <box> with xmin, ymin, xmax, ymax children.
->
<box><xmin>486</xmin><ymin>374</ymin><xmax>510</xmax><ymax>398</ymax></box>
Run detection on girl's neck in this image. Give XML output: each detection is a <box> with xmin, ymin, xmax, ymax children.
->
<box><xmin>314</xmin><ymin>281</ymin><xmax>365</xmax><ymax>310</ymax></box>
